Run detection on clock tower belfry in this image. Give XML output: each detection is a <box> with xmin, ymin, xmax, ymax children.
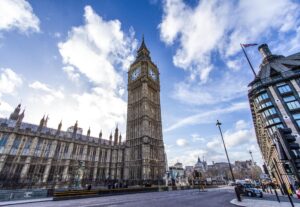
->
<box><xmin>124</xmin><ymin>37</ymin><xmax>166</xmax><ymax>184</ymax></box>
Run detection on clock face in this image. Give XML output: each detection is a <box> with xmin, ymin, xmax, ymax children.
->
<box><xmin>149</xmin><ymin>68</ymin><xmax>157</xmax><ymax>80</ymax></box>
<box><xmin>131</xmin><ymin>67</ymin><xmax>141</xmax><ymax>80</ymax></box>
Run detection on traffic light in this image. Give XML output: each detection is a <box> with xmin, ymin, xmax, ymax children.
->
<box><xmin>263</xmin><ymin>164</ymin><xmax>269</xmax><ymax>175</ymax></box>
<box><xmin>275</xmin><ymin>128</ymin><xmax>300</xmax><ymax>175</ymax></box>
<box><xmin>276</xmin><ymin>128</ymin><xmax>300</xmax><ymax>160</ymax></box>
<box><xmin>284</xmin><ymin>163</ymin><xmax>292</xmax><ymax>174</ymax></box>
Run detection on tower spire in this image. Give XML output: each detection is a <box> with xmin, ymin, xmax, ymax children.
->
<box><xmin>87</xmin><ymin>126</ymin><xmax>91</xmax><ymax>137</ymax></box>
<box><xmin>56</xmin><ymin>120</ymin><xmax>62</xmax><ymax>136</ymax></box>
<box><xmin>9</xmin><ymin>103</ymin><xmax>21</xmax><ymax>121</ymax></box>
<box><xmin>38</xmin><ymin>115</ymin><xmax>45</xmax><ymax>131</ymax></box>
<box><xmin>138</xmin><ymin>35</ymin><xmax>149</xmax><ymax>52</ymax></box>
<box><xmin>16</xmin><ymin>109</ymin><xmax>25</xmax><ymax>127</ymax></box>
<box><xmin>136</xmin><ymin>34</ymin><xmax>150</xmax><ymax>62</ymax></box>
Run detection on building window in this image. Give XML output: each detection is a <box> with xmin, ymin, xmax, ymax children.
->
<box><xmin>63</xmin><ymin>143</ymin><xmax>69</xmax><ymax>159</ymax></box>
<box><xmin>258</xmin><ymin>101</ymin><xmax>272</xmax><ymax>110</ymax></box>
<box><xmin>9</xmin><ymin>137</ymin><xmax>21</xmax><ymax>155</ymax></box>
<box><xmin>267</xmin><ymin>123</ymin><xmax>284</xmax><ymax>135</ymax></box>
<box><xmin>282</xmin><ymin>95</ymin><xmax>300</xmax><ymax>110</ymax></box>
<box><xmin>22</xmin><ymin>138</ymin><xmax>32</xmax><ymax>156</ymax></box>
<box><xmin>0</xmin><ymin>134</ymin><xmax>9</xmax><ymax>153</ymax></box>
<box><xmin>293</xmin><ymin>113</ymin><xmax>300</xmax><ymax>128</ymax></box>
<box><xmin>43</xmin><ymin>141</ymin><xmax>52</xmax><ymax>158</ymax></box>
<box><xmin>267</xmin><ymin>117</ymin><xmax>281</xmax><ymax>126</ymax></box>
<box><xmin>34</xmin><ymin>139</ymin><xmax>43</xmax><ymax>156</ymax></box>
<box><xmin>54</xmin><ymin>142</ymin><xmax>61</xmax><ymax>159</ymax></box>
<box><xmin>277</xmin><ymin>84</ymin><xmax>292</xmax><ymax>94</ymax></box>
<box><xmin>283</xmin><ymin>96</ymin><xmax>296</xmax><ymax>102</ymax></box>
<box><xmin>262</xmin><ymin>107</ymin><xmax>277</xmax><ymax>118</ymax></box>
<box><xmin>287</xmin><ymin>101</ymin><xmax>300</xmax><ymax>110</ymax></box>
<box><xmin>255</xmin><ymin>92</ymin><xmax>269</xmax><ymax>104</ymax></box>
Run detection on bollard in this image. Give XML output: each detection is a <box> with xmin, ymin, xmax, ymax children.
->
<box><xmin>234</xmin><ymin>186</ymin><xmax>242</xmax><ymax>202</ymax></box>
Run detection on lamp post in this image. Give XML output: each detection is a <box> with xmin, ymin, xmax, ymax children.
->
<box><xmin>216</xmin><ymin>120</ymin><xmax>235</xmax><ymax>182</ymax></box>
<box><xmin>249</xmin><ymin>150</ymin><xmax>254</xmax><ymax>164</ymax></box>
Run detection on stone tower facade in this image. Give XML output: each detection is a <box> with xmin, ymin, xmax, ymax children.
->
<box><xmin>124</xmin><ymin>38</ymin><xmax>166</xmax><ymax>184</ymax></box>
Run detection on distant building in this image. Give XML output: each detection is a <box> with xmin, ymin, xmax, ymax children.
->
<box><xmin>184</xmin><ymin>166</ymin><xmax>194</xmax><ymax>178</ymax></box>
<box><xmin>169</xmin><ymin>162</ymin><xmax>184</xmax><ymax>180</ymax></box>
<box><xmin>248</xmin><ymin>43</ymin><xmax>300</xmax><ymax>189</ymax></box>
<box><xmin>205</xmin><ymin>162</ymin><xmax>231</xmax><ymax>183</ymax></box>
<box><xmin>233</xmin><ymin>160</ymin><xmax>262</xmax><ymax>180</ymax></box>
<box><xmin>194</xmin><ymin>157</ymin><xmax>207</xmax><ymax>173</ymax></box>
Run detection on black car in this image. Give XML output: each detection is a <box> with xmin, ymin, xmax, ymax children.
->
<box><xmin>240</xmin><ymin>183</ymin><xmax>263</xmax><ymax>198</ymax></box>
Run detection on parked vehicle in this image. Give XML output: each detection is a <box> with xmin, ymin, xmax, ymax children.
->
<box><xmin>296</xmin><ymin>189</ymin><xmax>300</xmax><ymax>199</ymax></box>
<box><xmin>228</xmin><ymin>181</ymin><xmax>236</xmax><ymax>186</ymax></box>
<box><xmin>241</xmin><ymin>183</ymin><xmax>263</xmax><ymax>198</ymax></box>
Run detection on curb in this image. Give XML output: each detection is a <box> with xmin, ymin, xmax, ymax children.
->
<box><xmin>230</xmin><ymin>199</ymin><xmax>246</xmax><ymax>207</ymax></box>
<box><xmin>0</xmin><ymin>198</ymin><xmax>53</xmax><ymax>206</ymax></box>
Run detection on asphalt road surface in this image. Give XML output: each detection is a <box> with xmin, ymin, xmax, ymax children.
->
<box><xmin>12</xmin><ymin>187</ymin><xmax>237</xmax><ymax>207</ymax></box>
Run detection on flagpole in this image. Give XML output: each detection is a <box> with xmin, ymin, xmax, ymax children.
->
<box><xmin>240</xmin><ymin>43</ymin><xmax>257</xmax><ymax>77</ymax></box>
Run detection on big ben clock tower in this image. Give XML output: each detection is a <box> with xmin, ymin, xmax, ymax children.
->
<box><xmin>124</xmin><ymin>37</ymin><xmax>166</xmax><ymax>184</ymax></box>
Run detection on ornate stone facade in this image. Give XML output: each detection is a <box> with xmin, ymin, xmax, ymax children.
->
<box><xmin>124</xmin><ymin>38</ymin><xmax>166</xmax><ymax>184</ymax></box>
<box><xmin>0</xmin><ymin>39</ymin><xmax>166</xmax><ymax>189</ymax></box>
<box><xmin>0</xmin><ymin>114</ymin><xmax>125</xmax><ymax>189</ymax></box>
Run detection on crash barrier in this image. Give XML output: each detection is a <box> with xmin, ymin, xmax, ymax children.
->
<box><xmin>53</xmin><ymin>185</ymin><xmax>220</xmax><ymax>200</ymax></box>
<box><xmin>0</xmin><ymin>189</ymin><xmax>49</xmax><ymax>202</ymax></box>
<box><xmin>54</xmin><ymin>187</ymin><xmax>158</xmax><ymax>200</ymax></box>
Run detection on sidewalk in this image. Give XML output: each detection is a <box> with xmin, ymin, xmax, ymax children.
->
<box><xmin>0</xmin><ymin>198</ymin><xmax>52</xmax><ymax>206</ymax></box>
<box><xmin>231</xmin><ymin>198</ymin><xmax>300</xmax><ymax>207</ymax></box>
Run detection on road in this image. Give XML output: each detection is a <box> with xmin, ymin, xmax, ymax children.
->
<box><xmin>12</xmin><ymin>187</ymin><xmax>236</xmax><ymax>207</ymax></box>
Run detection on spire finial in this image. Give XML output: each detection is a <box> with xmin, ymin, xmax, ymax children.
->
<box><xmin>57</xmin><ymin>119</ymin><xmax>62</xmax><ymax>131</ymax></box>
<box><xmin>138</xmin><ymin>34</ymin><xmax>148</xmax><ymax>52</ymax></box>
<box><xmin>87</xmin><ymin>126</ymin><xmax>91</xmax><ymax>137</ymax></box>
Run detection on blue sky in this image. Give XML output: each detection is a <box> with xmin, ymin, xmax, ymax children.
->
<box><xmin>0</xmin><ymin>0</ymin><xmax>300</xmax><ymax>167</ymax></box>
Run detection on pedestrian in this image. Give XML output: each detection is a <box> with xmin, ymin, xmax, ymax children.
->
<box><xmin>290</xmin><ymin>184</ymin><xmax>295</xmax><ymax>194</ymax></box>
<box><xmin>288</xmin><ymin>187</ymin><xmax>293</xmax><ymax>196</ymax></box>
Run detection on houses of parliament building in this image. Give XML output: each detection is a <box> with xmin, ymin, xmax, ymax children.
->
<box><xmin>0</xmin><ymin>39</ymin><xmax>166</xmax><ymax>189</ymax></box>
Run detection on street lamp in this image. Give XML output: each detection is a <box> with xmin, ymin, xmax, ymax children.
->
<box><xmin>249</xmin><ymin>150</ymin><xmax>254</xmax><ymax>164</ymax></box>
<box><xmin>216</xmin><ymin>120</ymin><xmax>235</xmax><ymax>182</ymax></box>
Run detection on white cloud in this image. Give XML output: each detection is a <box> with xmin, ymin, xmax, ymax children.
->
<box><xmin>58</xmin><ymin>5</ymin><xmax>137</xmax><ymax>91</ymax></box>
<box><xmin>176</xmin><ymin>138</ymin><xmax>188</xmax><ymax>147</ymax></box>
<box><xmin>62</xmin><ymin>66</ymin><xmax>80</xmax><ymax>82</ymax></box>
<box><xmin>172</xmin><ymin>72</ymin><xmax>248</xmax><ymax>105</ymax></box>
<box><xmin>191</xmin><ymin>133</ymin><xmax>205</xmax><ymax>142</ymax></box>
<box><xmin>0</xmin><ymin>0</ymin><xmax>40</xmax><ymax>33</ymax></box>
<box><xmin>235</xmin><ymin>120</ymin><xmax>248</xmax><ymax>130</ymax></box>
<box><xmin>159</xmin><ymin>0</ymin><xmax>300</xmax><ymax>105</ymax></box>
<box><xmin>160</xmin><ymin>0</ymin><xmax>299</xmax><ymax>69</ymax></box>
<box><xmin>207</xmin><ymin>120</ymin><xmax>254</xmax><ymax>149</ymax></box>
<box><xmin>0</xmin><ymin>100</ymin><xmax>13</xmax><ymax>113</ymax></box>
<box><xmin>169</xmin><ymin>149</ymin><xmax>207</xmax><ymax>166</ymax></box>
<box><xmin>164</xmin><ymin>101</ymin><xmax>248</xmax><ymax>132</ymax></box>
<box><xmin>29</xmin><ymin>81</ymin><xmax>64</xmax><ymax>104</ymax></box>
<box><xmin>226</xmin><ymin>59</ymin><xmax>242</xmax><ymax>71</ymax></box>
<box><xmin>206</xmin><ymin>139</ymin><xmax>220</xmax><ymax>150</ymax></box>
<box><xmin>22</xmin><ymin>5</ymin><xmax>137</xmax><ymax>136</ymax></box>
<box><xmin>5</xmin><ymin>5</ymin><xmax>136</xmax><ymax>137</ymax></box>
<box><xmin>0</xmin><ymin>68</ymin><xmax>22</xmax><ymax>95</ymax></box>
<box><xmin>159</xmin><ymin>0</ymin><xmax>229</xmax><ymax>82</ymax></box>
<box><xmin>224</xmin><ymin>129</ymin><xmax>253</xmax><ymax>148</ymax></box>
